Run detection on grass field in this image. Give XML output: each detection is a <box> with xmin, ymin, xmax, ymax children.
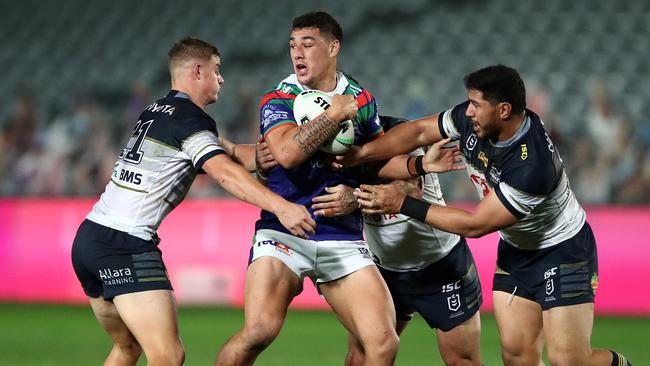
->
<box><xmin>0</xmin><ymin>303</ymin><xmax>648</xmax><ymax>365</ymax></box>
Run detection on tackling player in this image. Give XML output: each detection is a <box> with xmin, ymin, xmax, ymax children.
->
<box><xmin>71</xmin><ymin>37</ymin><xmax>315</xmax><ymax>365</ymax></box>
<box><xmin>343</xmin><ymin>65</ymin><xmax>632</xmax><ymax>366</ymax></box>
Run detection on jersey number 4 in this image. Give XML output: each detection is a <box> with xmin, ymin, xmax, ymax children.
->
<box><xmin>119</xmin><ymin>119</ymin><xmax>153</xmax><ymax>164</ymax></box>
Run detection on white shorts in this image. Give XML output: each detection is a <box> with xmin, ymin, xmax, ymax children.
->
<box><xmin>251</xmin><ymin>229</ymin><xmax>375</xmax><ymax>283</ymax></box>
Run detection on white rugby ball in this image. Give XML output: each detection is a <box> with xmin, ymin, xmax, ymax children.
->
<box><xmin>293</xmin><ymin>90</ymin><xmax>355</xmax><ymax>154</ymax></box>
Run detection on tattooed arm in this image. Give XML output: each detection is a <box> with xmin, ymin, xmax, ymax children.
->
<box><xmin>265</xmin><ymin>94</ymin><xmax>358</xmax><ymax>169</ymax></box>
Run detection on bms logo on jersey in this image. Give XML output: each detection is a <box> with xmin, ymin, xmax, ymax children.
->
<box><xmin>112</xmin><ymin>162</ymin><xmax>147</xmax><ymax>189</ymax></box>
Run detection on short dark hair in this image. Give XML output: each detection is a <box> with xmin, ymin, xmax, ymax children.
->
<box><xmin>168</xmin><ymin>37</ymin><xmax>220</xmax><ymax>70</ymax></box>
<box><xmin>292</xmin><ymin>11</ymin><xmax>343</xmax><ymax>43</ymax></box>
<box><xmin>463</xmin><ymin>65</ymin><xmax>526</xmax><ymax>113</ymax></box>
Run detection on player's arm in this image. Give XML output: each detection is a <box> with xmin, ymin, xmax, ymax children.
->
<box><xmin>355</xmin><ymin>184</ymin><xmax>519</xmax><ymax>238</ymax></box>
<box><xmin>202</xmin><ymin>154</ymin><xmax>316</xmax><ymax>238</ymax></box>
<box><xmin>312</xmin><ymin>178</ymin><xmax>422</xmax><ymax>218</ymax></box>
<box><xmin>265</xmin><ymin>94</ymin><xmax>357</xmax><ymax>169</ymax></box>
<box><xmin>340</xmin><ymin>114</ymin><xmax>445</xmax><ymax>167</ymax></box>
<box><xmin>218</xmin><ymin>136</ymin><xmax>277</xmax><ymax>173</ymax></box>
<box><xmin>374</xmin><ymin>138</ymin><xmax>464</xmax><ymax>180</ymax></box>
<box><xmin>218</xmin><ymin>137</ymin><xmax>256</xmax><ymax>171</ymax></box>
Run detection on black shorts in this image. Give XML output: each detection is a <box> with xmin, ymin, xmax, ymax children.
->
<box><xmin>379</xmin><ymin>238</ymin><xmax>482</xmax><ymax>332</ymax></box>
<box><xmin>492</xmin><ymin>222</ymin><xmax>598</xmax><ymax>311</ymax></box>
<box><xmin>71</xmin><ymin>219</ymin><xmax>173</xmax><ymax>300</ymax></box>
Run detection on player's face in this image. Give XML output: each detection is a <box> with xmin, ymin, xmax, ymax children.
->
<box><xmin>201</xmin><ymin>55</ymin><xmax>225</xmax><ymax>105</ymax></box>
<box><xmin>289</xmin><ymin>28</ymin><xmax>338</xmax><ymax>90</ymax></box>
<box><xmin>465</xmin><ymin>89</ymin><xmax>500</xmax><ymax>140</ymax></box>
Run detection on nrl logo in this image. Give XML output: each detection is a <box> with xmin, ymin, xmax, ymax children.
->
<box><xmin>545</xmin><ymin>278</ymin><xmax>554</xmax><ymax>295</ymax></box>
<box><xmin>466</xmin><ymin>134</ymin><xmax>477</xmax><ymax>151</ymax></box>
<box><xmin>447</xmin><ymin>294</ymin><xmax>461</xmax><ymax>311</ymax></box>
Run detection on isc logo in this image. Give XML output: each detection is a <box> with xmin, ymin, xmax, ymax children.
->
<box><xmin>442</xmin><ymin>281</ymin><xmax>461</xmax><ymax>293</ymax></box>
<box><xmin>544</xmin><ymin>267</ymin><xmax>558</xmax><ymax>280</ymax></box>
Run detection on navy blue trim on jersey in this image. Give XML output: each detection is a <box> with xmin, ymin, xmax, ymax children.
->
<box><xmin>494</xmin><ymin>186</ymin><xmax>526</xmax><ymax>219</ymax></box>
<box><xmin>195</xmin><ymin>150</ymin><xmax>225</xmax><ymax>171</ymax></box>
<box><xmin>437</xmin><ymin>114</ymin><xmax>449</xmax><ymax>139</ymax></box>
<box><xmin>139</xmin><ymin>90</ymin><xmax>220</xmax><ymax>151</ymax></box>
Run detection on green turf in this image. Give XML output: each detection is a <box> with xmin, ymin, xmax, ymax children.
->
<box><xmin>0</xmin><ymin>303</ymin><xmax>647</xmax><ymax>365</ymax></box>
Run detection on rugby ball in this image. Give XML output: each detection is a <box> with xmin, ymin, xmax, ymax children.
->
<box><xmin>293</xmin><ymin>90</ymin><xmax>355</xmax><ymax>154</ymax></box>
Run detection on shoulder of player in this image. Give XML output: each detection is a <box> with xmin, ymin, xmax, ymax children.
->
<box><xmin>499</xmin><ymin>127</ymin><xmax>558</xmax><ymax>195</ymax></box>
<box><xmin>258</xmin><ymin>83</ymin><xmax>299</xmax><ymax>109</ymax></box>
<box><xmin>438</xmin><ymin>101</ymin><xmax>471</xmax><ymax>128</ymax></box>
<box><xmin>342</xmin><ymin>72</ymin><xmax>374</xmax><ymax>100</ymax></box>
<box><xmin>130</xmin><ymin>94</ymin><xmax>217</xmax><ymax>151</ymax></box>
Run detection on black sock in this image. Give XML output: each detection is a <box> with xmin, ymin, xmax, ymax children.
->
<box><xmin>611</xmin><ymin>350</ymin><xmax>632</xmax><ymax>366</ymax></box>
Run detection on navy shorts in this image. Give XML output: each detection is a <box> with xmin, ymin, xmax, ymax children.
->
<box><xmin>71</xmin><ymin>219</ymin><xmax>173</xmax><ymax>300</ymax></box>
<box><xmin>379</xmin><ymin>238</ymin><xmax>482</xmax><ymax>332</ymax></box>
<box><xmin>493</xmin><ymin>222</ymin><xmax>598</xmax><ymax>310</ymax></box>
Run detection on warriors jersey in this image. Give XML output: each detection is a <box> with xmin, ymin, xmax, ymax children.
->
<box><xmin>256</xmin><ymin>72</ymin><xmax>383</xmax><ymax>240</ymax></box>
<box><xmin>363</xmin><ymin>149</ymin><xmax>461</xmax><ymax>271</ymax></box>
<box><xmin>438</xmin><ymin>101</ymin><xmax>585</xmax><ymax>250</ymax></box>
<box><xmin>87</xmin><ymin>90</ymin><xmax>225</xmax><ymax>241</ymax></box>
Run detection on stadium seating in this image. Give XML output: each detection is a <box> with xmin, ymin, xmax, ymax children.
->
<box><xmin>1</xmin><ymin>0</ymin><xmax>648</xmax><ymax>201</ymax></box>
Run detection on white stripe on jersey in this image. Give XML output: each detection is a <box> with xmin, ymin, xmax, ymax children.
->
<box><xmin>441</xmin><ymin>109</ymin><xmax>461</xmax><ymax>139</ymax></box>
<box><xmin>182</xmin><ymin>130</ymin><xmax>224</xmax><ymax>167</ymax></box>
<box><xmin>498</xmin><ymin>182</ymin><xmax>546</xmax><ymax>216</ymax></box>
<box><xmin>499</xmin><ymin>172</ymin><xmax>586</xmax><ymax>250</ymax></box>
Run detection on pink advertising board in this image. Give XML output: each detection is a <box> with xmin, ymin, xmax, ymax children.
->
<box><xmin>0</xmin><ymin>199</ymin><xmax>648</xmax><ymax>315</ymax></box>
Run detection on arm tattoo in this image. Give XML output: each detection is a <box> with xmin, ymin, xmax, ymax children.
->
<box><xmin>293</xmin><ymin>113</ymin><xmax>339</xmax><ymax>155</ymax></box>
<box><xmin>394</xmin><ymin>178</ymin><xmax>423</xmax><ymax>199</ymax></box>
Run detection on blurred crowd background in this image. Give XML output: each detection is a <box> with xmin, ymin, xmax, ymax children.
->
<box><xmin>2</xmin><ymin>0</ymin><xmax>649</xmax><ymax>203</ymax></box>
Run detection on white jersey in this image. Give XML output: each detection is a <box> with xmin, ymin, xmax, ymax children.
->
<box><xmin>438</xmin><ymin>101</ymin><xmax>585</xmax><ymax>250</ymax></box>
<box><xmin>87</xmin><ymin>91</ymin><xmax>225</xmax><ymax>241</ymax></box>
<box><xmin>363</xmin><ymin>150</ymin><xmax>461</xmax><ymax>271</ymax></box>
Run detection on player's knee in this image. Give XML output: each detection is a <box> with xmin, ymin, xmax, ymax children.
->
<box><xmin>145</xmin><ymin>341</ymin><xmax>185</xmax><ymax>365</ymax></box>
<box><xmin>500</xmin><ymin>344</ymin><xmax>540</xmax><ymax>366</ymax></box>
<box><xmin>113</xmin><ymin>339</ymin><xmax>142</xmax><ymax>360</ymax></box>
<box><xmin>242</xmin><ymin>320</ymin><xmax>283</xmax><ymax>351</ymax></box>
<box><xmin>440</xmin><ymin>348</ymin><xmax>481</xmax><ymax>366</ymax></box>
<box><xmin>363</xmin><ymin>330</ymin><xmax>399</xmax><ymax>360</ymax></box>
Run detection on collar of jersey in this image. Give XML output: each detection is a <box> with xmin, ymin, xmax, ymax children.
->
<box><xmin>167</xmin><ymin>90</ymin><xmax>191</xmax><ymax>100</ymax></box>
<box><xmin>285</xmin><ymin>71</ymin><xmax>348</xmax><ymax>95</ymax></box>
<box><xmin>490</xmin><ymin>112</ymin><xmax>530</xmax><ymax>148</ymax></box>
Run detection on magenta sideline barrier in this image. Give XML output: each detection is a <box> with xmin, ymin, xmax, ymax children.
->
<box><xmin>0</xmin><ymin>199</ymin><xmax>648</xmax><ymax>315</ymax></box>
